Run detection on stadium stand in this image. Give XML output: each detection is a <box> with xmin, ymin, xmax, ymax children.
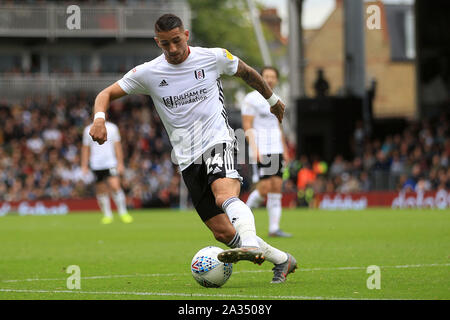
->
<box><xmin>0</xmin><ymin>91</ymin><xmax>447</xmax><ymax>208</ymax></box>
<box><xmin>286</xmin><ymin>111</ymin><xmax>449</xmax><ymax>200</ymax></box>
<box><xmin>0</xmin><ymin>93</ymin><xmax>181</xmax><ymax>208</ymax></box>
<box><xmin>0</xmin><ymin>0</ymin><xmax>447</xmax><ymax>209</ymax></box>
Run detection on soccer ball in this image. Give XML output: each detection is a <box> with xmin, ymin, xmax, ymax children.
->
<box><xmin>191</xmin><ymin>246</ymin><xmax>233</xmax><ymax>288</ymax></box>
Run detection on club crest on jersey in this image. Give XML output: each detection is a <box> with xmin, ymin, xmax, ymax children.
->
<box><xmin>162</xmin><ymin>96</ymin><xmax>175</xmax><ymax>109</ymax></box>
<box><xmin>194</xmin><ymin>69</ymin><xmax>205</xmax><ymax>80</ymax></box>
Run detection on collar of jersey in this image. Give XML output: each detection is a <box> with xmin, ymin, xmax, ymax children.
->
<box><xmin>165</xmin><ymin>46</ymin><xmax>193</xmax><ymax>67</ymax></box>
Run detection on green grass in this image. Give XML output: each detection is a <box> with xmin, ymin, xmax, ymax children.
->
<box><xmin>0</xmin><ymin>208</ymin><xmax>449</xmax><ymax>300</ymax></box>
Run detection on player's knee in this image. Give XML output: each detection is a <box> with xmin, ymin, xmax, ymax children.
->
<box><xmin>257</xmin><ymin>182</ymin><xmax>270</xmax><ymax>197</ymax></box>
<box><xmin>270</xmin><ymin>177</ymin><xmax>283</xmax><ymax>193</ymax></box>
<box><xmin>214</xmin><ymin>195</ymin><xmax>230</xmax><ymax>209</ymax></box>
<box><xmin>213</xmin><ymin>229</ymin><xmax>234</xmax><ymax>245</ymax></box>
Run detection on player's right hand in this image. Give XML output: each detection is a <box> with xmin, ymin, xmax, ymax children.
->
<box><xmin>89</xmin><ymin>118</ymin><xmax>107</xmax><ymax>145</ymax></box>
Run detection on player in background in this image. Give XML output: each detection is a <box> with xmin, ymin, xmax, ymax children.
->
<box><xmin>81</xmin><ymin>121</ymin><xmax>133</xmax><ymax>224</ymax></box>
<box><xmin>242</xmin><ymin>66</ymin><xmax>292</xmax><ymax>238</ymax></box>
<box><xmin>88</xmin><ymin>14</ymin><xmax>297</xmax><ymax>283</ymax></box>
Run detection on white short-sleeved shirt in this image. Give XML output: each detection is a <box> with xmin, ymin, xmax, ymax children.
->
<box><xmin>241</xmin><ymin>90</ymin><xmax>283</xmax><ymax>155</ymax></box>
<box><xmin>83</xmin><ymin>121</ymin><xmax>121</xmax><ymax>170</ymax></box>
<box><xmin>117</xmin><ymin>46</ymin><xmax>239</xmax><ymax>171</ymax></box>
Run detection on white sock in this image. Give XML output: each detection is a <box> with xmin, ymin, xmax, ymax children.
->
<box><xmin>267</xmin><ymin>193</ymin><xmax>282</xmax><ymax>234</ymax></box>
<box><xmin>246</xmin><ymin>189</ymin><xmax>264</xmax><ymax>208</ymax></box>
<box><xmin>256</xmin><ymin>236</ymin><xmax>288</xmax><ymax>265</ymax></box>
<box><xmin>222</xmin><ymin>197</ymin><xmax>259</xmax><ymax>248</ymax></box>
<box><xmin>97</xmin><ymin>194</ymin><xmax>112</xmax><ymax>218</ymax></box>
<box><xmin>251</xmin><ymin>164</ymin><xmax>260</xmax><ymax>183</ymax></box>
<box><xmin>226</xmin><ymin>232</ymin><xmax>241</xmax><ymax>249</ymax></box>
<box><xmin>112</xmin><ymin>189</ymin><xmax>128</xmax><ymax>216</ymax></box>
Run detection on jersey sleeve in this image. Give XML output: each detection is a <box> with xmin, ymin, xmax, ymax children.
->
<box><xmin>109</xmin><ymin>124</ymin><xmax>121</xmax><ymax>143</ymax></box>
<box><xmin>241</xmin><ymin>93</ymin><xmax>257</xmax><ymax>116</ymax></box>
<box><xmin>212</xmin><ymin>48</ymin><xmax>240</xmax><ymax>76</ymax></box>
<box><xmin>117</xmin><ymin>64</ymin><xmax>149</xmax><ymax>95</ymax></box>
<box><xmin>82</xmin><ymin>127</ymin><xmax>91</xmax><ymax>146</ymax></box>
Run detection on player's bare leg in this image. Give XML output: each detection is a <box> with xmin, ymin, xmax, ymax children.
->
<box><xmin>204</xmin><ymin>214</ymin><xmax>235</xmax><ymax>243</ymax></box>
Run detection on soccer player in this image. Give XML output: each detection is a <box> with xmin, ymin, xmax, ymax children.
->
<box><xmin>81</xmin><ymin>121</ymin><xmax>133</xmax><ymax>224</ymax></box>
<box><xmin>88</xmin><ymin>14</ymin><xmax>297</xmax><ymax>283</ymax></box>
<box><xmin>242</xmin><ymin>66</ymin><xmax>292</xmax><ymax>238</ymax></box>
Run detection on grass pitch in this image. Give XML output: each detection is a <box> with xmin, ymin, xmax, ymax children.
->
<box><xmin>0</xmin><ymin>208</ymin><xmax>449</xmax><ymax>300</ymax></box>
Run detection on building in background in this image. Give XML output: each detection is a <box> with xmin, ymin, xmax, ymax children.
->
<box><xmin>0</xmin><ymin>1</ymin><xmax>191</xmax><ymax>102</ymax></box>
<box><xmin>303</xmin><ymin>0</ymin><xmax>416</xmax><ymax>119</ymax></box>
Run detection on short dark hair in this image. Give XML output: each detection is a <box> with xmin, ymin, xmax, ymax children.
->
<box><xmin>260</xmin><ymin>66</ymin><xmax>279</xmax><ymax>79</ymax></box>
<box><xmin>155</xmin><ymin>14</ymin><xmax>184</xmax><ymax>33</ymax></box>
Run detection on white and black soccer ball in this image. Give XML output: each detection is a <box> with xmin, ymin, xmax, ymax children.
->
<box><xmin>191</xmin><ymin>246</ymin><xmax>233</xmax><ymax>288</ymax></box>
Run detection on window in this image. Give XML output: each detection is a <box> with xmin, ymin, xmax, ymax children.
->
<box><xmin>386</xmin><ymin>5</ymin><xmax>416</xmax><ymax>61</ymax></box>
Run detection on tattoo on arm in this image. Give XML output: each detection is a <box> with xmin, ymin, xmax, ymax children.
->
<box><xmin>235</xmin><ymin>60</ymin><xmax>272</xmax><ymax>99</ymax></box>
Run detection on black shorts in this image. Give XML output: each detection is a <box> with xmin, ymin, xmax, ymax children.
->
<box><xmin>93</xmin><ymin>168</ymin><xmax>118</xmax><ymax>182</ymax></box>
<box><xmin>255</xmin><ymin>153</ymin><xmax>284</xmax><ymax>180</ymax></box>
<box><xmin>181</xmin><ymin>143</ymin><xmax>243</xmax><ymax>222</ymax></box>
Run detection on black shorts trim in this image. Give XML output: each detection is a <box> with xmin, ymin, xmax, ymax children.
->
<box><xmin>181</xmin><ymin>143</ymin><xmax>242</xmax><ymax>222</ymax></box>
<box><xmin>256</xmin><ymin>153</ymin><xmax>284</xmax><ymax>180</ymax></box>
<box><xmin>93</xmin><ymin>168</ymin><xmax>118</xmax><ymax>182</ymax></box>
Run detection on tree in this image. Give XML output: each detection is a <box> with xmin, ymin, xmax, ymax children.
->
<box><xmin>187</xmin><ymin>0</ymin><xmax>264</xmax><ymax>69</ymax></box>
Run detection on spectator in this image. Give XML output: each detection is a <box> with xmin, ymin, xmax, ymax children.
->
<box><xmin>313</xmin><ymin>68</ymin><xmax>330</xmax><ymax>97</ymax></box>
<box><xmin>403</xmin><ymin>164</ymin><xmax>422</xmax><ymax>191</ymax></box>
<box><xmin>329</xmin><ymin>154</ymin><xmax>346</xmax><ymax>177</ymax></box>
<box><xmin>26</xmin><ymin>132</ymin><xmax>45</xmax><ymax>154</ymax></box>
<box><xmin>373</xmin><ymin>150</ymin><xmax>390</xmax><ymax>172</ymax></box>
<box><xmin>390</xmin><ymin>150</ymin><xmax>405</xmax><ymax>175</ymax></box>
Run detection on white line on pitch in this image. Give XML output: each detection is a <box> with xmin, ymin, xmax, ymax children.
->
<box><xmin>2</xmin><ymin>263</ymin><xmax>449</xmax><ymax>283</ymax></box>
<box><xmin>0</xmin><ymin>288</ymin><xmax>399</xmax><ymax>300</ymax></box>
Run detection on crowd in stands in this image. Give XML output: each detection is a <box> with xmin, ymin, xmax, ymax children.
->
<box><xmin>289</xmin><ymin>112</ymin><xmax>450</xmax><ymax>205</ymax></box>
<box><xmin>0</xmin><ymin>0</ymin><xmax>168</xmax><ymax>6</ymax></box>
<box><xmin>0</xmin><ymin>92</ymin><xmax>448</xmax><ymax>208</ymax></box>
<box><xmin>0</xmin><ymin>93</ymin><xmax>180</xmax><ymax>208</ymax></box>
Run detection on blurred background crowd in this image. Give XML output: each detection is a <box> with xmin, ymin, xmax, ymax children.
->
<box><xmin>0</xmin><ymin>93</ymin><xmax>180</xmax><ymax>208</ymax></box>
<box><xmin>289</xmin><ymin>111</ymin><xmax>450</xmax><ymax>206</ymax></box>
<box><xmin>0</xmin><ymin>92</ymin><xmax>448</xmax><ymax>208</ymax></box>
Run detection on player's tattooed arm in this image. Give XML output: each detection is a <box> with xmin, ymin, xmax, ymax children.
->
<box><xmin>234</xmin><ymin>60</ymin><xmax>273</xmax><ymax>99</ymax></box>
<box><xmin>235</xmin><ymin>60</ymin><xmax>285</xmax><ymax>123</ymax></box>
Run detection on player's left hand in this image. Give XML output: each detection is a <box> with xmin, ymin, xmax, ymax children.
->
<box><xmin>270</xmin><ymin>100</ymin><xmax>285</xmax><ymax>123</ymax></box>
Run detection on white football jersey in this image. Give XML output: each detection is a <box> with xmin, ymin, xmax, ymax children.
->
<box><xmin>118</xmin><ymin>46</ymin><xmax>239</xmax><ymax>171</ymax></box>
<box><xmin>241</xmin><ymin>90</ymin><xmax>284</xmax><ymax>155</ymax></box>
<box><xmin>83</xmin><ymin>121</ymin><xmax>121</xmax><ymax>170</ymax></box>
